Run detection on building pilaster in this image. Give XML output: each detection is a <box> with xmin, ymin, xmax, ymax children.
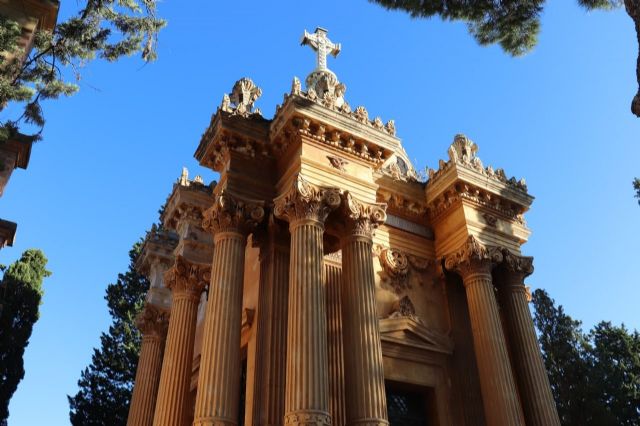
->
<box><xmin>325</xmin><ymin>257</ymin><xmax>345</xmax><ymax>426</ymax></box>
<box><xmin>192</xmin><ymin>192</ymin><xmax>265</xmax><ymax>426</ymax></box>
<box><xmin>127</xmin><ymin>304</ymin><xmax>169</xmax><ymax>426</ymax></box>
<box><xmin>445</xmin><ymin>236</ymin><xmax>525</xmax><ymax>426</ymax></box>
<box><xmin>274</xmin><ymin>176</ymin><xmax>341</xmax><ymax>426</ymax></box>
<box><xmin>339</xmin><ymin>193</ymin><xmax>388</xmax><ymax>426</ymax></box>
<box><xmin>499</xmin><ymin>252</ymin><xmax>560</xmax><ymax>426</ymax></box>
<box><xmin>153</xmin><ymin>257</ymin><xmax>210</xmax><ymax>426</ymax></box>
<box><xmin>252</xmin><ymin>217</ymin><xmax>290</xmax><ymax>426</ymax></box>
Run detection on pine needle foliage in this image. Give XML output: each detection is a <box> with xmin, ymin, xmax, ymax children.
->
<box><xmin>369</xmin><ymin>0</ymin><xmax>640</xmax><ymax>117</ymax></box>
<box><xmin>0</xmin><ymin>1</ymin><xmax>166</xmax><ymax>142</ymax></box>
<box><xmin>0</xmin><ymin>249</ymin><xmax>51</xmax><ymax>426</ymax></box>
<box><xmin>67</xmin><ymin>241</ymin><xmax>149</xmax><ymax>426</ymax></box>
<box><xmin>532</xmin><ymin>289</ymin><xmax>640</xmax><ymax>425</ymax></box>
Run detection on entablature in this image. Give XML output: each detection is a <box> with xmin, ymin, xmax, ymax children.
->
<box><xmin>161</xmin><ymin>168</ymin><xmax>215</xmax><ymax>231</ymax></box>
<box><xmin>136</xmin><ymin>224</ymin><xmax>179</xmax><ymax>276</ymax></box>
<box><xmin>270</xmin><ymin>92</ymin><xmax>397</xmax><ymax>168</ymax></box>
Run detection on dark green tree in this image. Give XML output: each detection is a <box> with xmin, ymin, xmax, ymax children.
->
<box><xmin>0</xmin><ymin>249</ymin><xmax>51</xmax><ymax>426</ymax></box>
<box><xmin>369</xmin><ymin>0</ymin><xmax>640</xmax><ymax>117</ymax></box>
<box><xmin>532</xmin><ymin>289</ymin><xmax>640</xmax><ymax>425</ymax></box>
<box><xmin>0</xmin><ymin>0</ymin><xmax>166</xmax><ymax>142</ymax></box>
<box><xmin>68</xmin><ymin>241</ymin><xmax>149</xmax><ymax>426</ymax></box>
<box><xmin>634</xmin><ymin>178</ymin><xmax>640</xmax><ymax>204</ymax></box>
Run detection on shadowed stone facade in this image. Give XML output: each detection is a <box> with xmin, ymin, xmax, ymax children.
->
<box><xmin>127</xmin><ymin>28</ymin><xmax>559</xmax><ymax>426</ymax></box>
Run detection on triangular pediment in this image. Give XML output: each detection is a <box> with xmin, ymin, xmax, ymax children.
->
<box><xmin>380</xmin><ymin>316</ymin><xmax>454</xmax><ymax>355</ymax></box>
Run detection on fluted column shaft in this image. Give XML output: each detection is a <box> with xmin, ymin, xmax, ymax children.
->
<box><xmin>153</xmin><ymin>281</ymin><xmax>204</xmax><ymax>426</ymax></box>
<box><xmin>253</xmin><ymin>227</ymin><xmax>290</xmax><ymax>426</ymax></box>
<box><xmin>462</xmin><ymin>266</ymin><xmax>525</xmax><ymax>426</ymax></box>
<box><xmin>193</xmin><ymin>231</ymin><xmax>247</xmax><ymax>426</ymax></box>
<box><xmin>500</xmin><ymin>270</ymin><xmax>560</xmax><ymax>426</ymax></box>
<box><xmin>325</xmin><ymin>262</ymin><xmax>345</xmax><ymax>426</ymax></box>
<box><xmin>128</xmin><ymin>306</ymin><xmax>169</xmax><ymax>426</ymax></box>
<box><xmin>340</xmin><ymin>232</ymin><xmax>388</xmax><ymax>426</ymax></box>
<box><xmin>284</xmin><ymin>218</ymin><xmax>331</xmax><ymax>426</ymax></box>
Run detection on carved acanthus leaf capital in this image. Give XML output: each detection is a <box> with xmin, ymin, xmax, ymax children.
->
<box><xmin>164</xmin><ymin>255</ymin><xmax>211</xmax><ymax>298</ymax></box>
<box><xmin>202</xmin><ymin>192</ymin><xmax>266</xmax><ymax>235</ymax></box>
<box><xmin>342</xmin><ymin>192</ymin><xmax>387</xmax><ymax>238</ymax></box>
<box><xmin>502</xmin><ymin>250</ymin><xmax>534</xmax><ymax>278</ymax></box>
<box><xmin>273</xmin><ymin>175</ymin><xmax>341</xmax><ymax>224</ymax></box>
<box><xmin>135</xmin><ymin>304</ymin><xmax>170</xmax><ymax>338</ymax></box>
<box><xmin>444</xmin><ymin>235</ymin><xmax>503</xmax><ymax>278</ymax></box>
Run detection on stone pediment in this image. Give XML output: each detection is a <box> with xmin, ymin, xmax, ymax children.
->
<box><xmin>380</xmin><ymin>316</ymin><xmax>454</xmax><ymax>355</ymax></box>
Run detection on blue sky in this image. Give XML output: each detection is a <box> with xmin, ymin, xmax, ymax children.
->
<box><xmin>1</xmin><ymin>1</ymin><xmax>638</xmax><ymax>424</ymax></box>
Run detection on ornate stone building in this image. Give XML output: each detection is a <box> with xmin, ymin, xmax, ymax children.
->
<box><xmin>127</xmin><ymin>28</ymin><xmax>560</xmax><ymax>426</ymax></box>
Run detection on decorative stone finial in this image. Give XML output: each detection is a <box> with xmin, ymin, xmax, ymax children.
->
<box><xmin>179</xmin><ymin>167</ymin><xmax>189</xmax><ymax>186</ymax></box>
<box><xmin>219</xmin><ymin>78</ymin><xmax>262</xmax><ymax>117</ymax></box>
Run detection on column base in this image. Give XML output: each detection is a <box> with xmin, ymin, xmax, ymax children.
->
<box><xmin>193</xmin><ymin>416</ymin><xmax>236</xmax><ymax>426</ymax></box>
<box><xmin>284</xmin><ymin>410</ymin><xmax>332</xmax><ymax>426</ymax></box>
<box><xmin>349</xmin><ymin>419</ymin><xmax>390</xmax><ymax>426</ymax></box>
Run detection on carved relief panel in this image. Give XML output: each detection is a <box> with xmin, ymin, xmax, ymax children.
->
<box><xmin>372</xmin><ymin>245</ymin><xmax>448</xmax><ymax>333</ymax></box>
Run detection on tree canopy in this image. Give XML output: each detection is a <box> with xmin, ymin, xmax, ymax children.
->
<box><xmin>0</xmin><ymin>0</ymin><xmax>165</xmax><ymax>142</ymax></box>
<box><xmin>68</xmin><ymin>241</ymin><xmax>149</xmax><ymax>426</ymax></box>
<box><xmin>532</xmin><ymin>289</ymin><xmax>640</xmax><ymax>425</ymax></box>
<box><xmin>0</xmin><ymin>249</ymin><xmax>51</xmax><ymax>426</ymax></box>
<box><xmin>369</xmin><ymin>0</ymin><xmax>640</xmax><ymax>117</ymax></box>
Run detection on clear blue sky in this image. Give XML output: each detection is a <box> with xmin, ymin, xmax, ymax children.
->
<box><xmin>1</xmin><ymin>1</ymin><xmax>638</xmax><ymax>424</ymax></box>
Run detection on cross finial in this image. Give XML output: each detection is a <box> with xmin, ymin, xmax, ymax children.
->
<box><xmin>301</xmin><ymin>27</ymin><xmax>341</xmax><ymax>72</ymax></box>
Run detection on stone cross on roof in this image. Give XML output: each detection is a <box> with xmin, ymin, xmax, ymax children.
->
<box><xmin>301</xmin><ymin>27</ymin><xmax>341</xmax><ymax>72</ymax></box>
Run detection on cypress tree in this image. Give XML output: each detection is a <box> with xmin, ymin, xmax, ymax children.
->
<box><xmin>68</xmin><ymin>241</ymin><xmax>149</xmax><ymax>426</ymax></box>
<box><xmin>0</xmin><ymin>249</ymin><xmax>51</xmax><ymax>425</ymax></box>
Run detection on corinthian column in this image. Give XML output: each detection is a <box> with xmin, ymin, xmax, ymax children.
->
<box><xmin>444</xmin><ymin>236</ymin><xmax>525</xmax><ymax>426</ymax></box>
<box><xmin>128</xmin><ymin>304</ymin><xmax>169</xmax><ymax>426</ymax></box>
<box><xmin>499</xmin><ymin>252</ymin><xmax>560</xmax><ymax>426</ymax></box>
<box><xmin>192</xmin><ymin>192</ymin><xmax>265</xmax><ymax>426</ymax></box>
<box><xmin>339</xmin><ymin>192</ymin><xmax>388</xmax><ymax>426</ymax></box>
<box><xmin>153</xmin><ymin>257</ymin><xmax>210</xmax><ymax>426</ymax></box>
<box><xmin>274</xmin><ymin>176</ymin><xmax>341</xmax><ymax>426</ymax></box>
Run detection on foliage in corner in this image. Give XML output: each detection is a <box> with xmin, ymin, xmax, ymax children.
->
<box><xmin>369</xmin><ymin>0</ymin><xmax>640</xmax><ymax>117</ymax></box>
<box><xmin>0</xmin><ymin>249</ymin><xmax>51</xmax><ymax>426</ymax></box>
<box><xmin>532</xmin><ymin>289</ymin><xmax>640</xmax><ymax>425</ymax></box>
<box><xmin>634</xmin><ymin>177</ymin><xmax>640</xmax><ymax>204</ymax></box>
<box><xmin>68</xmin><ymin>241</ymin><xmax>149</xmax><ymax>426</ymax></box>
<box><xmin>0</xmin><ymin>0</ymin><xmax>166</xmax><ymax>143</ymax></box>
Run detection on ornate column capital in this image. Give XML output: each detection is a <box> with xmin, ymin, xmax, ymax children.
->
<box><xmin>502</xmin><ymin>250</ymin><xmax>534</xmax><ymax>277</ymax></box>
<box><xmin>273</xmin><ymin>175</ymin><xmax>341</xmax><ymax>226</ymax></box>
<box><xmin>163</xmin><ymin>255</ymin><xmax>211</xmax><ymax>299</ymax></box>
<box><xmin>444</xmin><ymin>235</ymin><xmax>503</xmax><ymax>280</ymax></box>
<box><xmin>341</xmin><ymin>191</ymin><xmax>387</xmax><ymax>239</ymax></box>
<box><xmin>202</xmin><ymin>191</ymin><xmax>266</xmax><ymax>236</ymax></box>
<box><xmin>501</xmin><ymin>251</ymin><xmax>534</xmax><ymax>302</ymax></box>
<box><xmin>135</xmin><ymin>304</ymin><xmax>170</xmax><ymax>339</ymax></box>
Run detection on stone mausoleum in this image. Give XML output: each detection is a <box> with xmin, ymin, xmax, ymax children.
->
<box><xmin>126</xmin><ymin>28</ymin><xmax>560</xmax><ymax>426</ymax></box>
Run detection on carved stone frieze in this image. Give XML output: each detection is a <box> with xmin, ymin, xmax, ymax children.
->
<box><xmin>377</xmin><ymin>189</ymin><xmax>428</xmax><ymax>218</ymax></box>
<box><xmin>326</xmin><ymin>155</ymin><xmax>348</xmax><ymax>172</ymax></box>
<box><xmin>444</xmin><ymin>235</ymin><xmax>503</xmax><ymax>278</ymax></box>
<box><xmin>426</xmin><ymin>134</ymin><xmax>528</xmax><ymax>193</ymax></box>
<box><xmin>273</xmin><ymin>175</ymin><xmax>341</xmax><ymax>224</ymax></box>
<box><xmin>284</xmin><ymin>116</ymin><xmax>387</xmax><ymax>164</ymax></box>
<box><xmin>380</xmin><ymin>155</ymin><xmax>421</xmax><ymax>183</ymax></box>
<box><xmin>202</xmin><ymin>191</ymin><xmax>266</xmax><ymax>235</ymax></box>
<box><xmin>375</xmin><ymin>245</ymin><xmax>433</xmax><ymax>294</ymax></box>
<box><xmin>342</xmin><ymin>191</ymin><xmax>387</xmax><ymax>238</ymax></box>
<box><xmin>135</xmin><ymin>304</ymin><xmax>170</xmax><ymax>338</ymax></box>
<box><xmin>163</xmin><ymin>255</ymin><xmax>211</xmax><ymax>297</ymax></box>
<box><xmin>220</xmin><ymin>77</ymin><xmax>263</xmax><ymax>117</ymax></box>
<box><xmin>428</xmin><ymin>182</ymin><xmax>526</xmax><ymax>225</ymax></box>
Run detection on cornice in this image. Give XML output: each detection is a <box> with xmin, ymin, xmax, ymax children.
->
<box><xmin>270</xmin><ymin>94</ymin><xmax>398</xmax><ymax>168</ymax></box>
<box><xmin>136</xmin><ymin>225</ymin><xmax>178</xmax><ymax>275</ymax></box>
